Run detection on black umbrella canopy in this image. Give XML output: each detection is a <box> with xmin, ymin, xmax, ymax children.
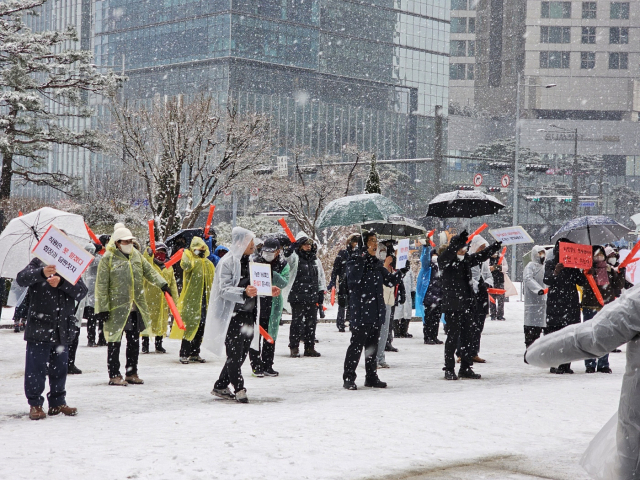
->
<box><xmin>426</xmin><ymin>190</ymin><xmax>505</xmax><ymax>219</ymax></box>
<box><xmin>360</xmin><ymin>215</ymin><xmax>426</xmax><ymax>238</ymax></box>
<box><xmin>165</xmin><ymin>228</ymin><xmax>205</xmax><ymax>253</ymax></box>
<box><xmin>550</xmin><ymin>216</ymin><xmax>631</xmax><ymax>245</ymax></box>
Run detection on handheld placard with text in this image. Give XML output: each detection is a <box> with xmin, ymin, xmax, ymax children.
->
<box><xmin>395</xmin><ymin>239</ymin><xmax>410</xmax><ymax>269</ymax></box>
<box><xmin>32</xmin><ymin>225</ymin><xmax>94</xmax><ymax>284</ymax></box>
<box><xmin>489</xmin><ymin>226</ymin><xmax>534</xmax><ymax>246</ymax></box>
<box><xmin>559</xmin><ymin>242</ymin><xmax>593</xmax><ymax>269</ymax></box>
<box><xmin>250</xmin><ymin>262</ymin><xmax>273</xmax><ymax>296</ymax></box>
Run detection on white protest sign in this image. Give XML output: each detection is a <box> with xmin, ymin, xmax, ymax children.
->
<box><xmin>396</xmin><ymin>238</ymin><xmax>410</xmax><ymax>269</ymax></box>
<box><xmin>32</xmin><ymin>225</ymin><xmax>94</xmax><ymax>284</ymax></box>
<box><xmin>250</xmin><ymin>262</ymin><xmax>272</xmax><ymax>296</ymax></box>
<box><xmin>489</xmin><ymin>226</ymin><xmax>534</xmax><ymax>246</ymax></box>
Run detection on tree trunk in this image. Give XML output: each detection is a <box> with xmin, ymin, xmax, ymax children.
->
<box><xmin>0</xmin><ymin>153</ymin><xmax>14</xmax><ymax>200</ymax></box>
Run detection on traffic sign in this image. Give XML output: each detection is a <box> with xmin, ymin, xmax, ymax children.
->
<box><xmin>501</xmin><ymin>175</ymin><xmax>510</xmax><ymax>188</ymax></box>
<box><xmin>580</xmin><ymin>201</ymin><xmax>596</xmax><ymax>208</ymax></box>
<box><xmin>473</xmin><ymin>173</ymin><xmax>483</xmax><ymax>187</ymax></box>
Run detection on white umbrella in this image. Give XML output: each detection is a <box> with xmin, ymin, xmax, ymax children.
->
<box><xmin>0</xmin><ymin>207</ymin><xmax>89</xmax><ymax>279</ymax></box>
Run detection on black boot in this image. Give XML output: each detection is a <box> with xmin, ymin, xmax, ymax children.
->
<box><xmin>392</xmin><ymin>319</ymin><xmax>402</xmax><ymax>338</ymax></box>
<box><xmin>458</xmin><ymin>366</ymin><xmax>481</xmax><ymax>379</ymax></box>
<box><xmin>155</xmin><ymin>336</ymin><xmax>166</xmax><ymax>353</ymax></box>
<box><xmin>403</xmin><ymin>319</ymin><xmax>413</xmax><ymax>338</ymax></box>
<box><xmin>364</xmin><ymin>376</ymin><xmax>387</xmax><ymax>388</ymax></box>
<box><xmin>141</xmin><ymin>336</ymin><xmax>149</xmax><ymax>354</ymax></box>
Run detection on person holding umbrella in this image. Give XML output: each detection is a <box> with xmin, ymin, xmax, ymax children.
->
<box><xmin>327</xmin><ymin>234</ymin><xmax>361</xmax><ymax>333</ymax></box>
<box><xmin>439</xmin><ymin>230</ymin><xmax>502</xmax><ymax>380</ymax></box>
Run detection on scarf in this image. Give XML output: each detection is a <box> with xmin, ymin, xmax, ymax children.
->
<box><xmin>594</xmin><ymin>260</ymin><xmax>609</xmax><ymax>286</ymax></box>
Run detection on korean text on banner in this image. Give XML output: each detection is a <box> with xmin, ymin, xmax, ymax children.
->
<box><xmin>559</xmin><ymin>242</ymin><xmax>593</xmax><ymax>269</ymax></box>
<box><xmin>396</xmin><ymin>239</ymin><xmax>410</xmax><ymax>270</ymax></box>
<box><xmin>32</xmin><ymin>225</ymin><xmax>94</xmax><ymax>284</ymax></box>
<box><xmin>250</xmin><ymin>262</ymin><xmax>272</xmax><ymax>296</ymax></box>
<box><xmin>489</xmin><ymin>226</ymin><xmax>534</xmax><ymax>246</ymax></box>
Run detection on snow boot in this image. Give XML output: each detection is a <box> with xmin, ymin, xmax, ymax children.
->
<box><xmin>444</xmin><ymin>370</ymin><xmax>458</xmax><ymax>380</ymax></box>
<box><xmin>434</xmin><ymin>338</ymin><xmax>443</xmax><ymax>344</ymax></box>
<box><xmin>424</xmin><ymin>338</ymin><xmax>436</xmax><ymax>345</ymax></box>
<box><xmin>109</xmin><ymin>375</ymin><xmax>128</xmax><ymax>386</ymax></box>
<box><xmin>392</xmin><ymin>319</ymin><xmax>402</xmax><ymax>338</ymax></box>
<box><xmin>235</xmin><ymin>389</ymin><xmax>249</xmax><ymax>403</ymax></box>
<box><xmin>385</xmin><ymin>345</ymin><xmax>398</xmax><ymax>352</ymax></box>
<box><xmin>125</xmin><ymin>374</ymin><xmax>144</xmax><ymax>385</ymax></box>
<box><xmin>264</xmin><ymin>368</ymin><xmax>279</xmax><ymax>377</ymax></box>
<box><xmin>586</xmin><ymin>366</ymin><xmax>596</xmax><ymax>374</ymax></box>
<box><xmin>290</xmin><ymin>347</ymin><xmax>300</xmax><ymax>358</ymax></box>
<box><xmin>403</xmin><ymin>319</ymin><xmax>413</xmax><ymax>338</ymax></box>
<box><xmin>598</xmin><ymin>367</ymin><xmax>613</xmax><ymax>374</ymax></box>
<box><xmin>458</xmin><ymin>367</ymin><xmax>481</xmax><ymax>379</ymax></box>
<box><xmin>343</xmin><ymin>380</ymin><xmax>357</xmax><ymax>390</ymax></box>
<box><xmin>67</xmin><ymin>364</ymin><xmax>82</xmax><ymax>375</ymax></box>
<box><xmin>364</xmin><ymin>377</ymin><xmax>387</xmax><ymax>388</ymax></box>
<box><xmin>211</xmin><ymin>387</ymin><xmax>235</xmax><ymax>400</ymax></box>
<box><xmin>48</xmin><ymin>405</ymin><xmax>77</xmax><ymax>417</ymax></box>
<box><xmin>304</xmin><ymin>347</ymin><xmax>321</xmax><ymax>357</ymax></box>
<box><xmin>155</xmin><ymin>336</ymin><xmax>166</xmax><ymax>353</ymax></box>
<box><xmin>29</xmin><ymin>406</ymin><xmax>46</xmax><ymax>420</ymax></box>
<box><xmin>141</xmin><ymin>336</ymin><xmax>149</xmax><ymax>354</ymax></box>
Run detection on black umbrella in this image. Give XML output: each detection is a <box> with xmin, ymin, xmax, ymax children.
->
<box><xmin>426</xmin><ymin>190</ymin><xmax>505</xmax><ymax>219</ymax></box>
<box><xmin>165</xmin><ymin>228</ymin><xmax>206</xmax><ymax>254</ymax></box>
<box><xmin>550</xmin><ymin>216</ymin><xmax>630</xmax><ymax>245</ymax></box>
<box><xmin>360</xmin><ymin>215</ymin><xmax>426</xmax><ymax>238</ymax></box>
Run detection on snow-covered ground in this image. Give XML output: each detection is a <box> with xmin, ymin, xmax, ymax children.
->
<box><xmin>0</xmin><ymin>297</ymin><xmax>622</xmax><ymax>480</ymax></box>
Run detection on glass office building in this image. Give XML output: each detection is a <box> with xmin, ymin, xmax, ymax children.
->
<box><xmin>94</xmin><ymin>0</ymin><xmax>450</xmax><ymax>160</ymax></box>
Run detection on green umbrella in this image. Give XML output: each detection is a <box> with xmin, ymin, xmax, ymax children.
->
<box><xmin>316</xmin><ymin>193</ymin><xmax>404</xmax><ymax>230</ymax></box>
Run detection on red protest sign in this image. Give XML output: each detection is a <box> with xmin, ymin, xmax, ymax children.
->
<box><xmin>559</xmin><ymin>242</ymin><xmax>592</xmax><ymax>269</ymax></box>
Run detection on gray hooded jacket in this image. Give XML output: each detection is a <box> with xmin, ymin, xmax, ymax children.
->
<box><xmin>523</xmin><ymin>245</ymin><xmax>548</xmax><ymax>327</ymax></box>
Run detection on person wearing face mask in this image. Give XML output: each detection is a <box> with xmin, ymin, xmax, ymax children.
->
<box><xmin>438</xmin><ymin>230</ymin><xmax>502</xmax><ymax>380</ymax></box>
<box><xmin>177</xmin><ymin>236</ymin><xmax>215</xmax><ymax>364</ymax></box>
<box><xmin>378</xmin><ymin>253</ymin><xmax>405</xmax><ymax>368</ymax></box>
<box><xmin>522</xmin><ymin>246</ymin><xmax>548</xmax><ymax>348</ymax></box>
<box><xmin>282</xmin><ymin>232</ymin><xmax>326</xmax><ymax>358</ymax></box>
<box><xmin>249</xmin><ymin>237</ymin><xmax>290</xmax><ymax>377</ymax></box>
<box><xmin>422</xmin><ymin>245</ymin><xmax>447</xmax><ymax>344</ymax></box>
<box><xmin>605</xmin><ymin>246</ymin><xmax>633</xmax><ymax>298</ymax></box>
<box><xmin>141</xmin><ymin>243</ymin><xmax>179</xmax><ymax>354</ymax></box>
<box><xmin>489</xmin><ymin>248</ymin><xmax>508</xmax><ymax>321</ymax></box>
<box><xmin>468</xmin><ymin>235</ymin><xmax>494</xmax><ymax>364</ymax></box>
<box><xmin>581</xmin><ymin>246</ymin><xmax>625</xmax><ymax>373</ymax></box>
<box><xmin>327</xmin><ymin>234</ymin><xmax>361</xmax><ymax>333</ymax></box>
<box><xmin>95</xmin><ymin>226</ymin><xmax>170</xmax><ymax>386</ymax></box>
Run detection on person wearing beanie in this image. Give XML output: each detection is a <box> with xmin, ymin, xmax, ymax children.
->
<box><xmin>95</xmin><ymin>227</ymin><xmax>170</xmax><ymax>386</ymax></box>
<box><xmin>141</xmin><ymin>243</ymin><xmax>179</xmax><ymax>354</ymax></box>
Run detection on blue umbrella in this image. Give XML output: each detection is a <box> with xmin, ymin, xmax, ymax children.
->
<box><xmin>550</xmin><ymin>216</ymin><xmax>631</xmax><ymax>245</ymax></box>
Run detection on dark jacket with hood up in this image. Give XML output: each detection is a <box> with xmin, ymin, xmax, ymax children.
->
<box><xmin>288</xmin><ymin>244</ymin><xmax>321</xmax><ymax>305</ymax></box>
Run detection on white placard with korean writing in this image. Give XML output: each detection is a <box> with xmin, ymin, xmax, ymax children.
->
<box><xmin>250</xmin><ymin>262</ymin><xmax>272</xmax><ymax>296</ymax></box>
<box><xmin>395</xmin><ymin>238</ymin><xmax>410</xmax><ymax>270</ymax></box>
<box><xmin>489</xmin><ymin>226</ymin><xmax>534</xmax><ymax>246</ymax></box>
<box><xmin>32</xmin><ymin>225</ymin><xmax>94</xmax><ymax>284</ymax></box>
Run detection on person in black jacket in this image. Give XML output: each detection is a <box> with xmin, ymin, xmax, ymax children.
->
<box><xmin>327</xmin><ymin>234</ymin><xmax>361</xmax><ymax>332</ymax></box>
<box><xmin>342</xmin><ymin>232</ymin><xmax>408</xmax><ymax>390</ymax></box>
<box><xmin>438</xmin><ymin>231</ymin><xmax>501</xmax><ymax>380</ymax></box>
<box><xmin>489</xmin><ymin>252</ymin><xmax>506</xmax><ymax>321</ymax></box>
<box><xmin>543</xmin><ymin>238</ymin><xmax>588</xmax><ymax>374</ymax></box>
<box><xmin>423</xmin><ymin>246</ymin><xmax>445</xmax><ymax>344</ymax></box>
<box><xmin>17</xmin><ymin>258</ymin><xmax>88</xmax><ymax>420</ymax></box>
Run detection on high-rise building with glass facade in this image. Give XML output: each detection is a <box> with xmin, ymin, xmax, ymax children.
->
<box><xmin>94</xmin><ymin>0</ymin><xmax>450</xmax><ymax>161</ymax></box>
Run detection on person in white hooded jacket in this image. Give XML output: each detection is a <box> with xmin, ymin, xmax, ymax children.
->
<box><xmin>204</xmin><ymin>227</ymin><xmax>281</xmax><ymax>404</ymax></box>
<box><xmin>522</xmin><ymin>245</ymin><xmax>548</xmax><ymax>348</ymax></box>
<box><xmin>469</xmin><ymin>235</ymin><xmax>494</xmax><ymax>363</ymax></box>
<box><xmin>525</xmin><ymin>283</ymin><xmax>640</xmax><ymax>479</ymax></box>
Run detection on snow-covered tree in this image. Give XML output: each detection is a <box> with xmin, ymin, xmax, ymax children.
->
<box><xmin>365</xmin><ymin>154</ymin><xmax>381</xmax><ymax>194</ymax></box>
<box><xmin>109</xmin><ymin>94</ymin><xmax>271</xmax><ymax>239</ymax></box>
<box><xmin>0</xmin><ymin>0</ymin><xmax>122</xmax><ymax>199</ymax></box>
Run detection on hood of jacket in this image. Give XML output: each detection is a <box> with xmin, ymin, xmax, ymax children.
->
<box><xmin>214</xmin><ymin>245</ymin><xmax>229</xmax><ymax>256</ymax></box>
<box><xmin>189</xmin><ymin>236</ymin><xmax>210</xmax><ymax>258</ymax></box>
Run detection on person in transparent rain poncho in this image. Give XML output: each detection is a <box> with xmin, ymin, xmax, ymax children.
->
<box><xmin>203</xmin><ymin>227</ymin><xmax>281</xmax><ymax>404</ymax></box>
<box><xmin>525</xmin><ymin>282</ymin><xmax>640</xmax><ymax>480</ymax></box>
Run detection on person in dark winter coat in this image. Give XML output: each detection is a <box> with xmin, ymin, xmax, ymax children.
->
<box><xmin>423</xmin><ymin>246</ymin><xmax>446</xmax><ymax>344</ymax></box>
<box><xmin>543</xmin><ymin>238</ymin><xmax>588</xmax><ymax>374</ymax></box>
<box><xmin>17</xmin><ymin>258</ymin><xmax>88</xmax><ymax>420</ymax></box>
<box><xmin>438</xmin><ymin>230</ymin><xmax>502</xmax><ymax>380</ymax></box>
<box><xmin>327</xmin><ymin>234</ymin><xmax>361</xmax><ymax>332</ymax></box>
<box><xmin>342</xmin><ymin>232</ymin><xmax>408</xmax><ymax>390</ymax></box>
<box><xmin>489</xmin><ymin>251</ymin><xmax>507</xmax><ymax>321</ymax></box>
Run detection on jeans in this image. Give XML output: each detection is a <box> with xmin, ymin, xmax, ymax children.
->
<box><xmin>25</xmin><ymin>341</ymin><xmax>68</xmax><ymax>408</ymax></box>
<box><xmin>583</xmin><ymin>308</ymin><xmax>610</xmax><ymax>370</ymax></box>
<box><xmin>376</xmin><ymin>306</ymin><xmax>392</xmax><ymax>364</ymax></box>
<box><xmin>215</xmin><ymin>312</ymin><xmax>255</xmax><ymax>393</ymax></box>
<box><xmin>249</xmin><ymin>314</ymin><xmax>276</xmax><ymax>372</ymax></box>
<box><xmin>343</xmin><ymin>324</ymin><xmax>380</xmax><ymax>383</ymax></box>
<box><xmin>107</xmin><ymin>312</ymin><xmax>140</xmax><ymax>378</ymax></box>
<box><xmin>444</xmin><ymin>311</ymin><xmax>474</xmax><ymax>371</ymax></box>
<box><xmin>289</xmin><ymin>302</ymin><xmax>317</xmax><ymax>350</ymax></box>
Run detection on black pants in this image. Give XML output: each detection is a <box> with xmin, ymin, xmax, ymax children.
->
<box><xmin>85</xmin><ymin>306</ymin><xmax>105</xmax><ymax>345</ymax></box>
<box><xmin>470</xmin><ymin>311</ymin><xmax>486</xmax><ymax>357</ymax></box>
<box><xmin>25</xmin><ymin>341</ymin><xmax>68</xmax><ymax>408</ymax></box>
<box><xmin>544</xmin><ymin>324</ymin><xmax>571</xmax><ymax>371</ymax></box>
<box><xmin>343</xmin><ymin>324</ymin><xmax>380</xmax><ymax>383</ymax></box>
<box><xmin>249</xmin><ymin>314</ymin><xmax>275</xmax><ymax>372</ymax></box>
<box><xmin>289</xmin><ymin>302</ymin><xmax>317</xmax><ymax>350</ymax></box>
<box><xmin>444</xmin><ymin>311</ymin><xmax>474</xmax><ymax>371</ymax></box>
<box><xmin>107</xmin><ymin>313</ymin><xmax>140</xmax><ymax>378</ymax></box>
<box><xmin>336</xmin><ymin>303</ymin><xmax>348</xmax><ymax>331</ymax></box>
<box><xmin>490</xmin><ymin>294</ymin><xmax>505</xmax><ymax>319</ymax></box>
<box><xmin>524</xmin><ymin>326</ymin><xmax>544</xmax><ymax>348</ymax></box>
<box><xmin>68</xmin><ymin>325</ymin><xmax>81</xmax><ymax>367</ymax></box>
<box><xmin>215</xmin><ymin>312</ymin><xmax>255</xmax><ymax>393</ymax></box>
<box><xmin>423</xmin><ymin>306</ymin><xmax>441</xmax><ymax>341</ymax></box>
<box><xmin>180</xmin><ymin>310</ymin><xmax>206</xmax><ymax>358</ymax></box>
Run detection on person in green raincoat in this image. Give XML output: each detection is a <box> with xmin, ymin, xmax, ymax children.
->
<box><xmin>248</xmin><ymin>237</ymin><xmax>290</xmax><ymax>377</ymax></box>
<box><xmin>141</xmin><ymin>242</ymin><xmax>179</xmax><ymax>354</ymax></box>
<box><xmin>95</xmin><ymin>227</ymin><xmax>169</xmax><ymax>386</ymax></box>
<box><xmin>177</xmin><ymin>236</ymin><xmax>215</xmax><ymax>364</ymax></box>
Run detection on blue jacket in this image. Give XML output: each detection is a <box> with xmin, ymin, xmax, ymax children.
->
<box><xmin>415</xmin><ymin>245</ymin><xmax>432</xmax><ymax>319</ymax></box>
<box><xmin>209</xmin><ymin>245</ymin><xmax>229</xmax><ymax>267</ymax></box>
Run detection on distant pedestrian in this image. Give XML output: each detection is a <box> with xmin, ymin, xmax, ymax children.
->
<box><xmin>327</xmin><ymin>234</ymin><xmax>360</xmax><ymax>333</ymax></box>
<box><xmin>522</xmin><ymin>245</ymin><xmax>548</xmax><ymax>348</ymax></box>
<box><xmin>422</xmin><ymin>246</ymin><xmax>445</xmax><ymax>345</ymax></box>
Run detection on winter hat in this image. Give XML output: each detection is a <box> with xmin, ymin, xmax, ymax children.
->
<box><xmin>605</xmin><ymin>246</ymin><xmax>616</xmax><ymax>257</ymax></box>
<box><xmin>114</xmin><ymin>222</ymin><xmax>125</xmax><ymax>232</ymax></box>
<box><xmin>255</xmin><ymin>238</ymin><xmax>264</xmax><ymax>248</ymax></box>
<box><xmin>155</xmin><ymin>242</ymin><xmax>169</xmax><ymax>254</ymax></box>
<box><xmin>112</xmin><ymin>227</ymin><xmax>135</xmax><ymax>243</ymax></box>
<box><xmin>262</xmin><ymin>237</ymin><xmax>280</xmax><ymax>252</ymax></box>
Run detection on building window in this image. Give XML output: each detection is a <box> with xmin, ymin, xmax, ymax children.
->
<box><xmin>541</xmin><ymin>26</ymin><xmax>571</xmax><ymax>43</ymax></box>
<box><xmin>609</xmin><ymin>52</ymin><xmax>628</xmax><ymax>69</ymax></box>
<box><xmin>582</xmin><ymin>1</ymin><xmax>597</xmax><ymax>18</ymax></box>
<box><xmin>451</xmin><ymin>40</ymin><xmax>467</xmax><ymax>56</ymax></box>
<box><xmin>610</xmin><ymin>27</ymin><xmax>629</xmax><ymax>44</ymax></box>
<box><xmin>451</xmin><ymin>17</ymin><xmax>467</xmax><ymax>33</ymax></box>
<box><xmin>581</xmin><ymin>26</ymin><xmax>596</xmax><ymax>43</ymax></box>
<box><xmin>451</xmin><ymin>0</ymin><xmax>467</xmax><ymax>9</ymax></box>
<box><xmin>468</xmin><ymin>17</ymin><xmax>476</xmax><ymax>33</ymax></box>
<box><xmin>450</xmin><ymin>63</ymin><xmax>467</xmax><ymax>80</ymax></box>
<box><xmin>467</xmin><ymin>64</ymin><xmax>475</xmax><ymax>80</ymax></box>
<box><xmin>610</xmin><ymin>2</ymin><xmax>630</xmax><ymax>19</ymax></box>
<box><xmin>541</xmin><ymin>2</ymin><xmax>571</xmax><ymax>18</ymax></box>
<box><xmin>540</xmin><ymin>51</ymin><xmax>570</xmax><ymax>68</ymax></box>
<box><xmin>580</xmin><ymin>51</ymin><xmax>595</xmax><ymax>69</ymax></box>
<box><xmin>468</xmin><ymin>40</ymin><xmax>475</xmax><ymax>57</ymax></box>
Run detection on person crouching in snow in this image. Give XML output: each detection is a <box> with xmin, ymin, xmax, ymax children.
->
<box><xmin>204</xmin><ymin>227</ymin><xmax>280</xmax><ymax>404</ymax></box>
<box><xmin>141</xmin><ymin>243</ymin><xmax>179</xmax><ymax>354</ymax></box>
<box><xmin>95</xmin><ymin>226</ymin><xmax>170</xmax><ymax>386</ymax></box>
<box><xmin>342</xmin><ymin>232</ymin><xmax>408</xmax><ymax>390</ymax></box>
<box><xmin>249</xmin><ymin>237</ymin><xmax>289</xmax><ymax>377</ymax></box>
<box><xmin>177</xmin><ymin>237</ymin><xmax>214</xmax><ymax>364</ymax></box>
